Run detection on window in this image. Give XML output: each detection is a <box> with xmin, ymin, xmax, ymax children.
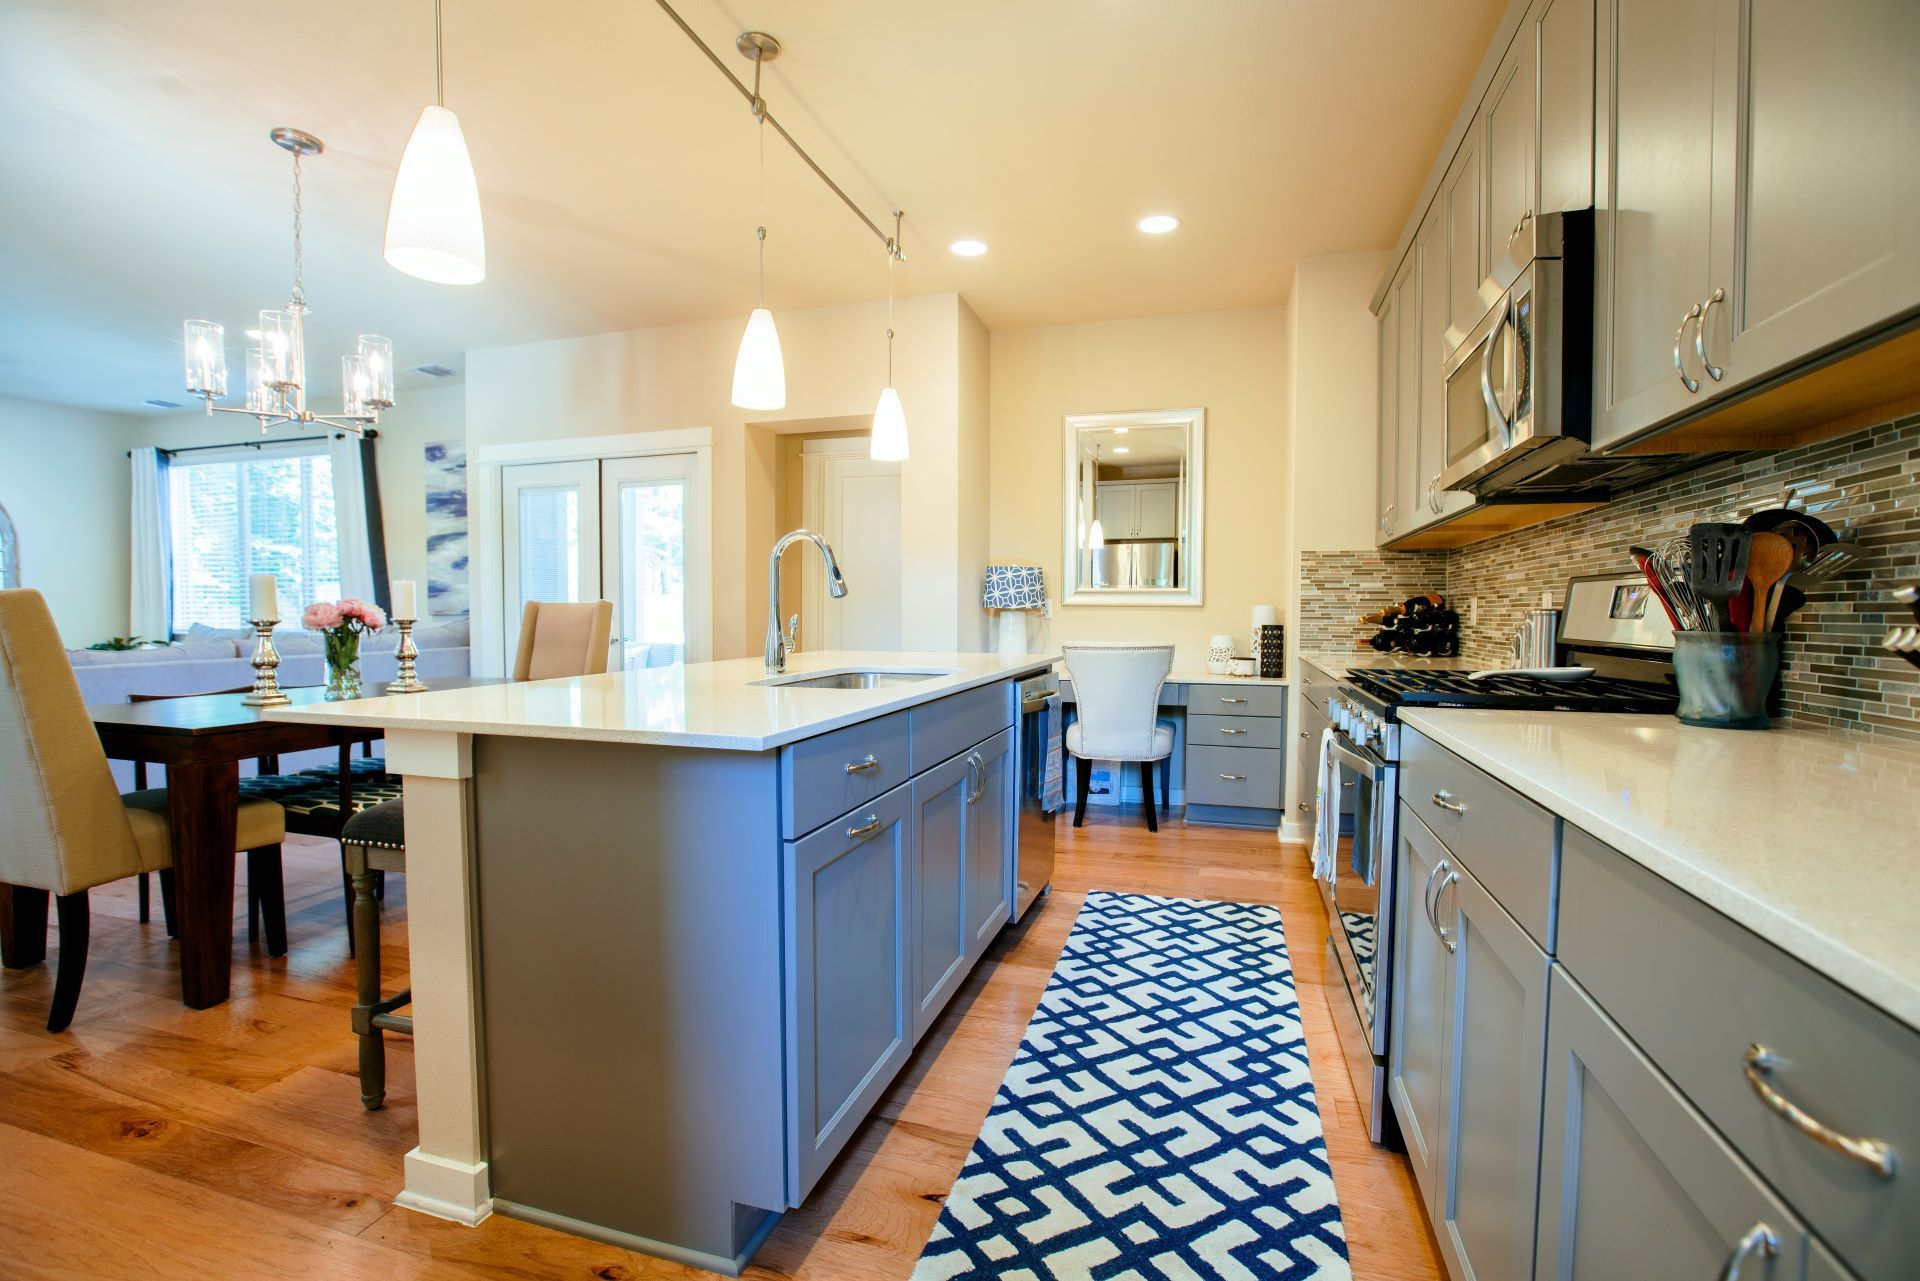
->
<box><xmin>167</xmin><ymin>446</ymin><xmax>340</xmax><ymax>631</ymax></box>
<box><xmin>0</xmin><ymin>502</ymin><xmax>16</xmax><ymax>589</ymax></box>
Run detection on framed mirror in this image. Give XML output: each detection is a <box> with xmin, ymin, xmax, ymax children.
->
<box><xmin>1060</xmin><ymin>408</ymin><xmax>1204</xmax><ymax>606</ymax></box>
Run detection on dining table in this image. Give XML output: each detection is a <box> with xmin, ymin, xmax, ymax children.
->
<box><xmin>90</xmin><ymin>676</ymin><xmax>499</xmax><ymax>1009</ymax></box>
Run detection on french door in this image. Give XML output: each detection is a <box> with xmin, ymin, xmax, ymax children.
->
<box><xmin>500</xmin><ymin>453</ymin><xmax>709</xmax><ymax>671</ymax></box>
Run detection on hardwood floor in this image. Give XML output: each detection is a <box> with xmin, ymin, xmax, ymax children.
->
<box><xmin>0</xmin><ymin>810</ymin><xmax>1442</xmax><ymax>1280</ymax></box>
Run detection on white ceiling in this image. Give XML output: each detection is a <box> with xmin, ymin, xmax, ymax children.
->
<box><xmin>0</xmin><ymin>0</ymin><xmax>1503</xmax><ymax>415</ymax></box>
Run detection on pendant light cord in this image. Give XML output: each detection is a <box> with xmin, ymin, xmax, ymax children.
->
<box><xmin>756</xmin><ymin>108</ymin><xmax>767</xmax><ymax>308</ymax></box>
<box><xmin>433</xmin><ymin>0</ymin><xmax>446</xmax><ymax>107</ymax></box>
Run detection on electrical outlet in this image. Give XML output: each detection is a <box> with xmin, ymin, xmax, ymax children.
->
<box><xmin>1470</xmin><ymin>597</ymin><xmax>1479</xmax><ymax>627</ymax></box>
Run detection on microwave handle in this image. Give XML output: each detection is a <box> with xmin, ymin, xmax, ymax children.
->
<box><xmin>1480</xmin><ymin>296</ymin><xmax>1516</xmax><ymax>446</ymax></box>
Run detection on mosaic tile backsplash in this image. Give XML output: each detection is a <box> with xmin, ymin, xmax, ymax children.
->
<box><xmin>1301</xmin><ymin>413</ymin><xmax>1920</xmax><ymax>741</ymax></box>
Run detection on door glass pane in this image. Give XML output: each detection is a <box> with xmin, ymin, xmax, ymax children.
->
<box><xmin>616</xmin><ymin>480</ymin><xmax>686</xmax><ymax>669</ymax></box>
<box><xmin>518</xmin><ymin>489</ymin><xmax>581</xmax><ymax>605</ymax></box>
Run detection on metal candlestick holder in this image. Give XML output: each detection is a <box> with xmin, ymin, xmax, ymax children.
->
<box><xmin>242</xmin><ymin>619</ymin><xmax>291</xmax><ymax>706</ymax></box>
<box><xmin>386</xmin><ymin>618</ymin><xmax>428</xmax><ymax>694</ymax></box>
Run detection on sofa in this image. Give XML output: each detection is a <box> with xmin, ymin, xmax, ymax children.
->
<box><xmin>72</xmin><ymin>619</ymin><xmax>472</xmax><ymax>789</ymax></box>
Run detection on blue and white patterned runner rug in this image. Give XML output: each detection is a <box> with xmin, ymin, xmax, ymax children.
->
<box><xmin>913</xmin><ymin>891</ymin><xmax>1352</xmax><ymax>1280</ymax></box>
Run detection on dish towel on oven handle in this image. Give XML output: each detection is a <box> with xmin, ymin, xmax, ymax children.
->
<box><xmin>1310</xmin><ymin>727</ymin><xmax>1338</xmax><ymax>885</ymax></box>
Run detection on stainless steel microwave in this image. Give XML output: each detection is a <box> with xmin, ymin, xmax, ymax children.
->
<box><xmin>1438</xmin><ymin>209</ymin><xmax>1595</xmax><ymax>495</ymax></box>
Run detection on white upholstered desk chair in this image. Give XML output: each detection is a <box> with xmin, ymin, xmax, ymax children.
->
<box><xmin>1062</xmin><ymin>643</ymin><xmax>1175</xmax><ymax>832</ymax></box>
<box><xmin>0</xmin><ymin>589</ymin><xmax>285</xmax><ymax>1031</ymax></box>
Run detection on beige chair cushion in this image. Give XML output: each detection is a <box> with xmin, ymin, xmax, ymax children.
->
<box><xmin>120</xmin><ymin>790</ymin><xmax>286</xmax><ymax>864</ymax></box>
<box><xmin>0</xmin><ymin>589</ymin><xmax>144</xmax><ymax>895</ymax></box>
<box><xmin>512</xmin><ymin>600</ymin><xmax>615</xmax><ymax>682</ymax></box>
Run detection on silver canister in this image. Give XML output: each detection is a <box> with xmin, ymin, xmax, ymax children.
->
<box><xmin>1511</xmin><ymin>608</ymin><xmax>1562</xmax><ymax>668</ymax></box>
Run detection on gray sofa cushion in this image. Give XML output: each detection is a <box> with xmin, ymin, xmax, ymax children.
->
<box><xmin>68</xmin><ymin>639</ymin><xmax>237</xmax><ymax>665</ymax></box>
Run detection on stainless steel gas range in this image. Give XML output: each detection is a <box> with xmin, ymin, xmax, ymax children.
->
<box><xmin>1318</xmin><ymin>573</ymin><xmax>1681</xmax><ymax>1145</ymax></box>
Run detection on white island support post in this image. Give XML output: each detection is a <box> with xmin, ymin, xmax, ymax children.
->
<box><xmin>385</xmin><ymin>727</ymin><xmax>493</xmax><ymax>1225</ymax></box>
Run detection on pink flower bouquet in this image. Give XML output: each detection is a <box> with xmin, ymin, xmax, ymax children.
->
<box><xmin>305</xmin><ymin>598</ymin><xmax>386</xmax><ymax>699</ymax></box>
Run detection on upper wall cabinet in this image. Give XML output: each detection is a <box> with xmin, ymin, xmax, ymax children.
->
<box><xmin>1440</xmin><ymin>135</ymin><xmax>1486</xmax><ymax>357</ymax></box>
<box><xmin>1593</xmin><ymin>0</ymin><xmax>1920</xmax><ymax>452</ymax></box>
<box><xmin>1480</xmin><ymin>28</ymin><xmax>1538</xmax><ymax>300</ymax></box>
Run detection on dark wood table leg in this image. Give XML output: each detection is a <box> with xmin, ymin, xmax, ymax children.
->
<box><xmin>165</xmin><ymin>760</ymin><xmax>240</xmax><ymax>1009</ymax></box>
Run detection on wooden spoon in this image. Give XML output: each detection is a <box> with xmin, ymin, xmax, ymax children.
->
<box><xmin>1745</xmin><ymin>530</ymin><xmax>1795</xmax><ymax>634</ymax></box>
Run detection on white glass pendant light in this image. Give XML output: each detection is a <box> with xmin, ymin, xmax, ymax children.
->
<box><xmin>870</xmin><ymin>216</ymin><xmax>908</xmax><ymax>461</ymax></box>
<box><xmin>385</xmin><ymin>0</ymin><xmax>486</xmax><ymax>284</ymax></box>
<box><xmin>1086</xmin><ymin>443</ymin><xmax>1104</xmax><ymax>547</ymax></box>
<box><xmin>732</xmin><ymin>105</ymin><xmax>786</xmax><ymax>410</ymax></box>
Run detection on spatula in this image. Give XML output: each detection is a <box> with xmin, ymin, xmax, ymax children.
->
<box><xmin>1687</xmin><ymin>523</ymin><xmax>1751</xmax><ymax>632</ymax></box>
<box><xmin>1743</xmin><ymin>530</ymin><xmax>1795</xmax><ymax>634</ymax></box>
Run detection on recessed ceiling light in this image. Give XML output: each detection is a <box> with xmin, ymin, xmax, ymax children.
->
<box><xmin>1137</xmin><ymin>214</ymin><xmax>1181</xmax><ymax>235</ymax></box>
<box><xmin>1112</xmin><ymin>427</ymin><xmax>1129</xmax><ymax>434</ymax></box>
<box><xmin>1113</xmin><ymin>446</ymin><xmax>1131</xmax><ymax>455</ymax></box>
<box><xmin>949</xmin><ymin>239</ymin><xmax>988</xmax><ymax>257</ymax></box>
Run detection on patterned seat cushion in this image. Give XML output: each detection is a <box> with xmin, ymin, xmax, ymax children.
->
<box><xmin>342</xmin><ymin>798</ymin><xmax>405</xmax><ymax>850</ymax></box>
<box><xmin>238</xmin><ymin>767</ymin><xmax>403</xmax><ymax>838</ymax></box>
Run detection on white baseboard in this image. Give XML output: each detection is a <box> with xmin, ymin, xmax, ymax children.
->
<box><xmin>1278</xmin><ymin>819</ymin><xmax>1311</xmax><ymax>845</ymax></box>
<box><xmin>398</xmin><ymin>1147</ymin><xmax>493</xmax><ymax>1226</ymax></box>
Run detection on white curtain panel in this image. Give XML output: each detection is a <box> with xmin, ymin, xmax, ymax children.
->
<box><xmin>328</xmin><ymin>433</ymin><xmax>377</xmax><ymax>603</ymax></box>
<box><xmin>128</xmin><ymin>446</ymin><xmax>171</xmax><ymax>640</ymax></box>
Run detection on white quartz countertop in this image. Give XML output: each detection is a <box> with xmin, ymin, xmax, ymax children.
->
<box><xmin>1298</xmin><ymin>650</ymin><xmax>1469</xmax><ymax>681</ymax></box>
<box><xmin>1400</xmin><ymin>708</ymin><xmax>1920</xmax><ymax>1031</ymax></box>
<box><xmin>265</xmin><ymin>651</ymin><xmax>1058</xmax><ymax>752</ymax></box>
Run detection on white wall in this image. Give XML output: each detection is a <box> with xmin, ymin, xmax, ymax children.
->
<box><xmin>0</xmin><ymin>395</ymin><xmax>142</xmax><ymax>645</ymax></box>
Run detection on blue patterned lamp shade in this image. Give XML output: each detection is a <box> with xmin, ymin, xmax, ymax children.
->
<box><xmin>983</xmin><ymin>565</ymin><xmax>1046</xmax><ymax>610</ymax></box>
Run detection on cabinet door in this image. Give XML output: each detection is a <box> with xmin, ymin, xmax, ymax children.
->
<box><xmin>1418</xmin><ymin>209</ymin><xmax>1475</xmax><ymax>525</ymax></box>
<box><xmin>1442</xmin><ymin>134</ymin><xmax>1487</xmax><ymax>356</ymax></box>
<box><xmin>1435</xmin><ymin>855</ymin><xmax>1551</xmax><ymax>1281</ymax></box>
<box><xmin>1291</xmin><ymin>700</ymin><xmax>1330</xmax><ymax>832</ymax></box>
<box><xmin>1591</xmin><ymin>0</ymin><xmax>1724</xmax><ymax>450</ymax></box>
<box><xmin>911</xmin><ymin>754</ymin><xmax>971</xmax><ymax>1041</ymax></box>
<box><xmin>1536</xmin><ymin>0</ymin><xmax>1595</xmax><ymax>216</ymax></box>
<box><xmin>1390</xmin><ymin>804</ymin><xmax>1452</xmax><ymax>1216</ymax></box>
<box><xmin>1535</xmin><ymin>969</ymin><xmax>1809</xmax><ymax>1281</ymax></box>
<box><xmin>1376</xmin><ymin>293</ymin><xmax>1400</xmax><ymax>545</ymax></box>
<box><xmin>1133</xmin><ymin>482</ymin><xmax>1179</xmax><ymax>540</ymax></box>
<box><xmin>1394</xmin><ymin>249</ymin><xmax>1425</xmax><ymax>532</ymax></box>
<box><xmin>785</xmin><ymin>783</ymin><xmax>912</xmax><ymax>1200</ymax></box>
<box><xmin>1709</xmin><ymin>0</ymin><xmax>1920</xmax><ymax>393</ymax></box>
<box><xmin>964</xmin><ymin>729</ymin><xmax>1015</xmax><ymax>960</ymax></box>
<box><xmin>1482</xmin><ymin>24</ymin><xmax>1540</xmax><ymax>297</ymax></box>
<box><xmin>1093</xmin><ymin>482</ymin><xmax>1137</xmax><ymax>540</ymax></box>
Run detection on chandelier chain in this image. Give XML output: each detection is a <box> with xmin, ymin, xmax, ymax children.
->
<box><xmin>290</xmin><ymin>147</ymin><xmax>305</xmax><ymax>306</ymax></box>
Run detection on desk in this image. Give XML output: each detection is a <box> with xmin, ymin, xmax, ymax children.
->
<box><xmin>1058</xmin><ymin>671</ymin><xmax>1289</xmax><ymax>828</ymax></box>
<box><xmin>90</xmin><ymin>677</ymin><xmax>497</xmax><ymax>1008</ymax></box>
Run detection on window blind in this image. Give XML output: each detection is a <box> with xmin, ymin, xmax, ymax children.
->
<box><xmin>167</xmin><ymin>447</ymin><xmax>341</xmax><ymax>631</ymax></box>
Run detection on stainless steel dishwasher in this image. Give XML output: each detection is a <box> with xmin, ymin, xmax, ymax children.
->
<box><xmin>1013</xmin><ymin>670</ymin><xmax>1059</xmax><ymax>920</ymax></box>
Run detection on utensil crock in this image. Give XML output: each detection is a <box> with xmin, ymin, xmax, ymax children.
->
<box><xmin>1672</xmin><ymin>632</ymin><xmax>1780</xmax><ymax>730</ymax></box>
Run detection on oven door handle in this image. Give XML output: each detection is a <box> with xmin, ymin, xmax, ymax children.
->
<box><xmin>1327</xmin><ymin>736</ymin><xmax>1386</xmax><ymax>783</ymax></box>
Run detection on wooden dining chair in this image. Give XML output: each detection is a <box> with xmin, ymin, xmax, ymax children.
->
<box><xmin>2</xmin><ymin>589</ymin><xmax>287</xmax><ymax>1030</ymax></box>
<box><xmin>342</xmin><ymin>599</ymin><xmax>614</xmax><ymax>1108</ymax></box>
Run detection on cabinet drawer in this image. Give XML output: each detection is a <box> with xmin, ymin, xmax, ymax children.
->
<box><xmin>781</xmin><ymin>710</ymin><xmax>912</xmax><ymax>838</ymax></box>
<box><xmin>1299</xmin><ymin>663</ymin><xmax>1337</xmax><ymax>716</ymax></box>
<box><xmin>1559</xmin><ymin>825</ymin><xmax>1920</xmax><ymax>1281</ymax></box>
<box><xmin>1400</xmin><ymin>726</ymin><xmax>1558</xmax><ymax>948</ymax></box>
<box><xmin>1184</xmin><ymin>745</ymin><xmax>1282</xmax><ymax>808</ymax></box>
<box><xmin>909</xmin><ymin>682</ymin><xmax>1011</xmax><ymax>774</ymax></box>
<box><xmin>1191</xmin><ymin>683</ymin><xmax>1287</xmax><ymax>718</ymax></box>
<box><xmin>1188</xmin><ymin>713</ymin><xmax>1285</xmax><ymax>750</ymax></box>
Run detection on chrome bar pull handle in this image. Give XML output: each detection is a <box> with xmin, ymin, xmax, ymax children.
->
<box><xmin>1218</xmin><ymin>773</ymin><xmax>1247</xmax><ymax>782</ymax></box>
<box><xmin>845</xmin><ymin>754</ymin><xmax>880</xmax><ymax>774</ymax></box>
<box><xmin>1430</xmin><ymin>790</ymin><xmax>1466</xmax><ymax>815</ymax></box>
<box><xmin>1741</xmin><ymin>1044</ymin><xmax>1898</xmax><ymax>1177</ymax></box>
<box><xmin>1421</xmin><ymin>859</ymin><xmax>1447</xmax><ymax>934</ymax></box>
<box><xmin>1433</xmin><ymin>870</ymin><xmax>1460</xmax><ymax>953</ymax></box>
<box><xmin>845</xmin><ymin>814</ymin><xmax>881</xmax><ymax>838</ymax></box>
<box><xmin>1674</xmin><ymin>303</ymin><xmax>1703</xmax><ymax>393</ymax></box>
<box><xmin>1697</xmin><ymin>287</ymin><xmax>1726</xmax><ymax>381</ymax></box>
<box><xmin>1716</xmin><ymin>1223</ymin><xmax>1778</xmax><ymax>1281</ymax></box>
<box><xmin>1219</xmin><ymin>726</ymin><xmax>1248</xmax><ymax>735</ymax></box>
<box><xmin>1219</xmin><ymin>696</ymin><xmax>1249</xmax><ymax>705</ymax></box>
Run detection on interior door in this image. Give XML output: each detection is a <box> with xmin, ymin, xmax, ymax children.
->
<box><xmin>601</xmin><ymin>454</ymin><xmax>708</xmax><ymax>669</ymax></box>
<box><xmin>805</xmin><ymin>446</ymin><xmax>902</xmax><ymax>651</ymax></box>
<box><xmin>501</xmin><ymin>460</ymin><xmax>600</xmax><ymax>664</ymax></box>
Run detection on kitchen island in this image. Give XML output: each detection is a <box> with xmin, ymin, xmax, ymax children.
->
<box><xmin>269</xmin><ymin>650</ymin><xmax>1057</xmax><ymax>1274</ymax></box>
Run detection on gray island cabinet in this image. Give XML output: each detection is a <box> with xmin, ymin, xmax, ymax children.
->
<box><xmin>265</xmin><ymin>652</ymin><xmax>1050</xmax><ymax>1276</ymax></box>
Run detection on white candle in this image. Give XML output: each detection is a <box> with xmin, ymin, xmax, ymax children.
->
<box><xmin>1251</xmin><ymin>604</ymin><xmax>1278</xmax><ymax>628</ymax></box>
<box><xmin>391</xmin><ymin>579</ymin><xmax>418</xmax><ymax>622</ymax></box>
<box><xmin>249</xmin><ymin>573</ymin><xmax>279</xmax><ymax>623</ymax></box>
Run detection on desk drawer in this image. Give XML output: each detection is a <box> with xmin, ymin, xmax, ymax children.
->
<box><xmin>1185</xmin><ymin>745</ymin><xmax>1282</xmax><ymax>808</ymax></box>
<box><xmin>909</xmin><ymin>682</ymin><xmax>1011</xmax><ymax>773</ymax></box>
<box><xmin>1191</xmin><ymin>683</ymin><xmax>1287</xmax><ymax>718</ymax></box>
<box><xmin>1559</xmin><ymin>825</ymin><xmax>1919</xmax><ymax>1281</ymax></box>
<box><xmin>782</xmin><ymin>711</ymin><xmax>912</xmax><ymax>838</ymax></box>
<box><xmin>1399</xmin><ymin>726</ymin><xmax>1558</xmax><ymax>948</ymax></box>
<box><xmin>1188</xmin><ymin>713</ymin><xmax>1285</xmax><ymax>750</ymax></box>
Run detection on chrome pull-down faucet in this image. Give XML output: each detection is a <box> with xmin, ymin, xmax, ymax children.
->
<box><xmin>766</xmin><ymin>530</ymin><xmax>848</xmax><ymax>672</ymax></box>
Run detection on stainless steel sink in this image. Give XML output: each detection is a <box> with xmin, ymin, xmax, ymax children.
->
<box><xmin>753</xmin><ymin>669</ymin><xmax>951</xmax><ymax>690</ymax></box>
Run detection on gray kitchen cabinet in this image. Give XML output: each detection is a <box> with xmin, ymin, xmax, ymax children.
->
<box><xmin>1394</xmin><ymin>238</ymin><xmax>1426</xmax><ymax>533</ymax></box>
<box><xmin>1480</xmin><ymin>20</ymin><xmax>1538</xmax><ymax>298</ymax></box>
<box><xmin>910</xmin><ymin>752</ymin><xmax>971</xmax><ymax>1041</ymax></box>
<box><xmin>963</xmin><ymin>729</ymin><xmax>1014</xmax><ymax>961</ymax></box>
<box><xmin>1093</xmin><ymin>480</ymin><xmax>1179</xmax><ymax>540</ymax></box>
<box><xmin>1390</xmin><ymin>803</ymin><xmax>1454</xmax><ymax>1221</ymax></box>
<box><xmin>1535</xmin><ymin>968</ymin><xmax>1810</xmax><ymax>1281</ymax></box>
<box><xmin>1417</xmin><ymin>207</ymin><xmax>1474</xmax><ymax>527</ymax></box>
<box><xmin>1433</xmin><ymin>843</ymin><xmax>1552</xmax><ymax>1281</ymax></box>
<box><xmin>784</xmin><ymin>782</ymin><xmax>912</xmax><ymax>1200</ymax></box>
<box><xmin>1376</xmin><ymin>262</ymin><xmax>1404</xmax><ymax>545</ymax></box>
<box><xmin>1441</xmin><ymin>132</ymin><xmax>1487</xmax><ymax>357</ymax></box>
<box><xmin>1290</xmin><ymin>697</ymin><xmax>1330</xmax><ymax>831</ymax></box>
<box><xmin>1591</xmin><ymin>0</ymin><xmax>1724</xmax><ymax>451</ymax></box>
<box><xmin>1535</xmin><ymin>0</ymin><xmax>1594</xmax><ymax>216</ymax></box>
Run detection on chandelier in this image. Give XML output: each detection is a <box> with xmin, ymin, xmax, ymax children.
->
<box><xmin>182</xmin><ymin>127</ymin><xmax>394</xmax><ymax>436</ymax></box>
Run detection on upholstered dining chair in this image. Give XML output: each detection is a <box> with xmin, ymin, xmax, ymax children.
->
<box><xmin>339</xmin><ymin>597</ymin><xmax>615</xmax><ymax>1108</ymax></box>
<box><xmin>0</xmin><ymin>589</ymin><xmax>287</xmax><ymax>1031</ymax></box>
<box><xmin>1062</xmin><ymin>643</ymin><xmax>1175</xmax><ymax>832</ymax></box>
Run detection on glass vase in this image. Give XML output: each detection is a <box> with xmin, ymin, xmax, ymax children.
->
<box><xmin>324</xmin><ymin>628</ymin><xmax>363</xmax><ymax>701</ymax></box>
